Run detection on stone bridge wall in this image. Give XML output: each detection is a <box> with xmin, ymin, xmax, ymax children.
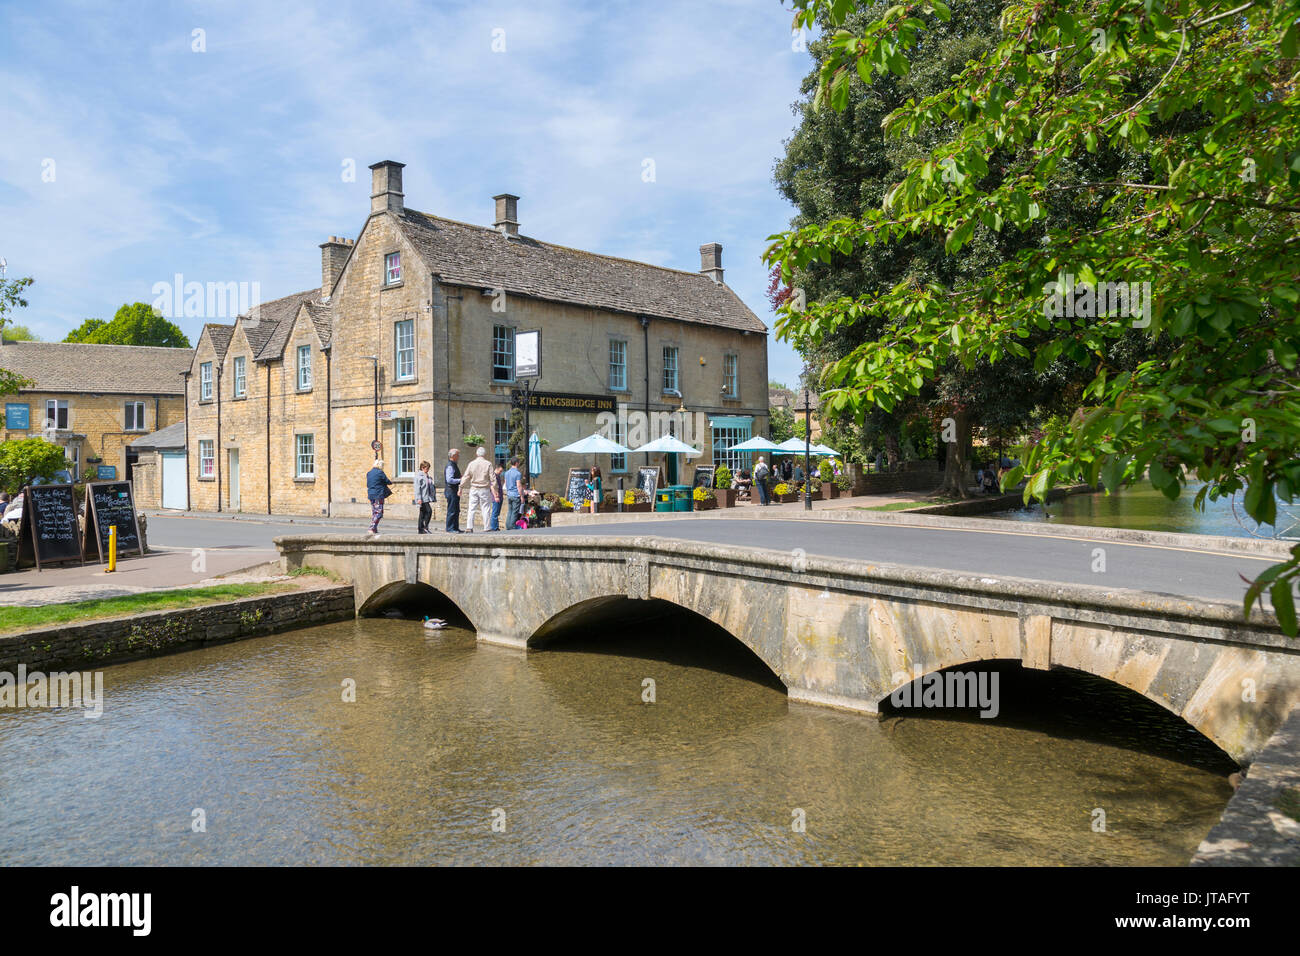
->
<box><xmin>276</xmin><ymin>533</ymin><xmax>1300</xmax><ymax>763</ymax></box>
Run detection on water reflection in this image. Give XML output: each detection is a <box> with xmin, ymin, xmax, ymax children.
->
<box><xmin>0</xmin><ymin>616</ymin><xmax>1233</xmax><ymax>866</ymax></box>
<box><xmin>990</xmin><ymin>483</ymin><xmax>1299</xmax><ymax>539</ymax></box>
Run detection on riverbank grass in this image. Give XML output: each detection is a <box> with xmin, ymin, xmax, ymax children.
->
<box><xmin>0</xmin><ymin>581</ymin><xmax>298</xmax><ymax>635</ymax></box>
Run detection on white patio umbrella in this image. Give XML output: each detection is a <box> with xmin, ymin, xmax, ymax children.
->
<box><xmin>633</xmin><ymin>434</ymin><xmax>702</xmax><ymax>456</ymax></box>
<box><xmin>634</xmin><ymin>434</ymin><xmax>702</xmax><ymax>491</ymax></box>
<box><xmin>555</xmin><ymin>432</ymin><xmax>634</xmax><ymax>455</ymax></box>
<box><xmin>808</xmin><ymin>442</ymin><xmax>841</xmax><ymax>457</ymax></box>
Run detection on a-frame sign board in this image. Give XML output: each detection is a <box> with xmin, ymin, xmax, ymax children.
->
<box><xmin>15</xmin><ymin>483</ymin><xmax>85</xmax><ymax>571</ymax></box>
<box><xmin>83</xmin><ymin>481</ymin><xmax>145</xmax><ymax>563</ymax></box>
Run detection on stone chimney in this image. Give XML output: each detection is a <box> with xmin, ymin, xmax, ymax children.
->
<box><xmin>493</xmin><ymin>193</ymin><xmax>520</xmax><ymax>237</ymax></box>
<box><xmin>700</xmin><ymin>243</ymin><xmax>724</xmax><ymax>283</ymax></box>
<box><xmin>319</xmin><ymin>236</ymin><xmax>354</xmax><ymax>300</ymax></box>
<box><xmin>370</xmin><ymin>160</ymin><xmax>405</xmax><ymax>215</ymax></box>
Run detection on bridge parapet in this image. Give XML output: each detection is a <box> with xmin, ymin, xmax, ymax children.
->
<box><xmin>276</xmin><ymin>533</ymin><xmax>1300</xmax><ymax>763</ymax></box>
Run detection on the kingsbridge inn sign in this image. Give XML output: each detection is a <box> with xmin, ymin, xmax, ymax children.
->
<box><xmin>514</xmin><ymin>390</ymin><xmax>617</xmax><ymax>414</ymax></box>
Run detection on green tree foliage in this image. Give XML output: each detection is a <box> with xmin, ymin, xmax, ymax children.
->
<box><xmin>0</xmin><ymin>437</ymin><xmax>68</xmax><ymax>494</ymax></box>
<box><xmin>2</xmin><ymin>325</ymin><xmax>40</xmax><ymax>341</ymax></box>
<box><xmin>769</xmin><ymin>0</ymin><xmax>1300</xmax><ymax>629</ymax></box>
<box><xmin>774</xmin><ymin>0</ymin><xmax>1138</xmax><ymax>496</ymax></box>
<box><xmin>63</xmin><ymin>318</ymin><xmax>107</xmax><ymax>343</ymax></box>
<box><xmin>63</xmin><ymin>303</ymin><xmax>190</xmax><ymax>348</ymax></box>
<box><xmin>0</xmin><ymin>276</ymin><xmax>37</xmax><ymax>394</ymax></box>
<box><xmin>771</xmin><ymin>404</ymin><xmax>798</xmax><ymax>443</ymax></box>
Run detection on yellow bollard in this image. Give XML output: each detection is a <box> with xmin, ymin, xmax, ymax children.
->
<box><xmin>107</xmin><ymin>525</ymin><xmax>117</xmax><ymax>573</ymax></box>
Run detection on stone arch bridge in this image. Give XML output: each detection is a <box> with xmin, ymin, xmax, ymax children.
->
<box><xmin>275</xmin><ymin>533</ymin><xmax>1300</xmax><ymax>763</ymax></box>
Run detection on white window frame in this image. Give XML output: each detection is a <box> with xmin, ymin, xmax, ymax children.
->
<box><xmin>723</xmin><ymin>353</ymin><xmax>738</xmax><ymax>398</ymax></box>
<box><xmin>609</xmin><ymin>339</ymin><xmax>627</xmax><ymax>391</ymax></box>
<box><xmin>233</xmin><ymin>356</ymin><xmax>247</xmax><ymax>397</ymax></box>
<box><xmin>395</xmin><ymin>419</ymin><xmax>415</xmax><ymax>477</ymax></box>
<box><xmin>492</xmin><ymin>325</ymin><xmax>515</xmax><ymax>383</ymax></box>
<box><xmin>662</xmin><ymin>346</ymin><xmax>679</xmax><ymax>394</ymax></box>
<box><xmin>297</xmin><ymin>345</ymin><xmax>312</xmax><ymax>391</ymax></box>
<box><xmin>395</xmin><ymin>320</ymin><xmax>415</xmax><ymax>381</ymax></box>
<box><xmin>385</xmin><ymin>252</ymin><xmax>402</xmax><ymax>285</ymax></box>
<box><xmin>69</xmin><ymin>443</ymin><xmax>80</xmax><ymax>480</ymax></box>
<box><xmin>124</xmin><ymin>401</ymin><xmax>146</xmax><ymax>432</ymax></box>
<box><xmin>199</xmin><ymin>439</ymin><xmax>215</xmax><ymax>478</ymax></box>
<box><xmin>200</xmin><ymin>362</ymin><xmax>213</xmax><ymax>401</ymax></box>
<box><xmin>295</xmin><ymin>433</ymin><xmax>315</xmax><ymax>479</ymax></box>
<box><xmin>45</xmin><ymin>399</ymin><xmax>69</xmax><ymax>430</ymax></box>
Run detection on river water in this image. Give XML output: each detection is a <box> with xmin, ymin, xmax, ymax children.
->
<box><xmin>0</xmin><ymin>616</ymin><xmax>1235</xmax><ymax>866</ymax></box>
<box><xmin>989</xmin><ymin>483</ymin><xmax>1300</xmax><ymax>539</ymax></box>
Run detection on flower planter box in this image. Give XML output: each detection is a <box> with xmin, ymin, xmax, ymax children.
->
<box><xmin>715</xmin><ymin>488</ymin><xmax>736</xmax><ymax>508</ymax></box>
<box><xmin>694</xmin><ymin>498</ymin><xmax>717</xmax><ymax>511</ymax></box>
<box><xmin>622</xmin><ymin>502</ymin><xmax>652</xmax><ymax>513</ymax></box>
<box><xmin>776</xmin><ymin>492</ymin><xmax>799</xmax><ymax>504</ymax></box>
<box><xmin>820</xmin><ymin>484</ymin><xmax>840</xmax><ymax>500</ymax></box>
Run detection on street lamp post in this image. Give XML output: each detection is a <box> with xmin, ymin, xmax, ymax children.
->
<box><xmin>803</xmin><ymin>387</ymin><xmax>813</xmax><ymax>511</ymax></box>
<box><xmin>362</xmin><ymin>356</ymin><xmax>378</xmax><ymax>446</ymax></box>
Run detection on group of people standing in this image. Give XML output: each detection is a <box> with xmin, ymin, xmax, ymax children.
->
<box><xmin>364</xmin><ymin>448</ymin><xmax>528</xmax><ymax>536</ymax></box>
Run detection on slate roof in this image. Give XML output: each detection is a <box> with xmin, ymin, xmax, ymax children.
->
<box><xmin>303</xmin><ymin>301</ymin><xmax>333</xmax><ymax>347</ymax></box>
<box><xmin>129</xmin><ymin>420</ymin><xmax>186</xmax><ymax>449</ymax></box>
<box><xmin>395</xmin><ymin>209</ymin><xmax>767</xmax><ymax>334</ymax></box>
<box><xmin>246</xmin><ymin>289</ymin><xmax>323</xmax><ymax>362</ymax></box>
<box><xmin>202</xmin><ymin>324</ymin><xmax>235</xmax><ymax>359</ymax></box>
<box><xmin>0</xmin><ymin>340</ymin><xmax>191</xmax><ymax>395</ymax></box>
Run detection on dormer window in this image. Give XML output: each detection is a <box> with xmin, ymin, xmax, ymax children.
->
<box><xmin>385</xmin><ymin>252</ymin><xmax>401</xmax><ymax>285</ymax></box>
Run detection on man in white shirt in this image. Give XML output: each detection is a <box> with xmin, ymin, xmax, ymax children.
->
<box><xmin>461</xmin><ymin>446</ymin><xmax>495</xmax><ymax>533</ymax></box>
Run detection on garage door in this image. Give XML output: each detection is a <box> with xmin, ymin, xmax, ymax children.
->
<box><xmin>161</xmin><ymin>450</ymin><xmax>187</xmax><ymax>510</ymax></box>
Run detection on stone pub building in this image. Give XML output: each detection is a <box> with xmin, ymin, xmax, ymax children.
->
<box><xmin>183</xmin><ymin>160</ymin><xmax>768</xmax><ymax>519</ymax></box>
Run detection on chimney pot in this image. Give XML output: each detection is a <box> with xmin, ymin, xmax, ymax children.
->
<box><xmin>369</xmin><ymin>160</ymin><xmax>405</xmax><ymax>215</ymax></box>
<box><xmin>699</xmin><ymin>243</ymin><xmax>723</xmax><ymax>284</ymax></box>
<box><xmin>493</xmin><ymin>193</ymin><xmax>520</xmax><ymax>237</ymax></box>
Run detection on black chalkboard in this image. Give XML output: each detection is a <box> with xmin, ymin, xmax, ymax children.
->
<box><xmin>16</xmin><ymin>484</ymin><xmax>84</xmax><ymax>570</ymax></box>
<box><xmin>691</xmin><ymin>465</ymin><xmax>716</xmax><ymax>491</ymax></box>
<box><xmin>566</xmin><ymin>468</ymin><xmax>592</xmax><ymax>504</ymax></box>
<box><xmin>84</xmin><ymin>481</ymin><xmax>143</xmax><ymax>562</ymax></box>
<box><xmin>637</xmin><ymin>466</ymin><xmax>660</xmax><ymax>501</ymax></box>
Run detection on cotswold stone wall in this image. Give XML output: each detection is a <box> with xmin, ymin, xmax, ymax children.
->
<box><xmin>0</xmin><ymin>585</ymin><xmax>354</xmax><ymax>673</ymax></box>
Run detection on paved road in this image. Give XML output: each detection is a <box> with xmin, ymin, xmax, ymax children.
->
<box><xmin>144</xmin><ymin>513</ymin><xmax>350</xmax><ymax>550</ymax></box>
<box><xmin>531</xmin><ymin>517</ymin><xmax>1274</xmax><ymax>604</ymax></box>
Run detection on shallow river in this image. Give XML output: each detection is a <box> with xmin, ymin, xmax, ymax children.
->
<box><xmin>0</xmin><ymin>617</ymin><xmax>1235</xmax><ymax>865</ymax></box>
<box><xmin>990</xmin><ymin>483</ymin><xmax>1299</xmax><ymax>539</ymax></box>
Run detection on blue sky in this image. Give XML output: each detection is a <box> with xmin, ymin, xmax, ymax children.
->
<box><xmin>0</xmin><ymin>0</ymin><xmax>814</xmax><ymax>388</ymax></box>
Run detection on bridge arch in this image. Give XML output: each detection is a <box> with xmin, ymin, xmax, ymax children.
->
<box><xmin>877</xmin><ymin>655</ymin><xmax>1241</xmax><ymax>760</ymax></box>
<box><xmin>527</xmin><ymin>594</ymin><xmax>786</xmax><ymax>688</ymax></box>
<box><xmin>358</xmin><ymin>580</ymin><xmax>475</xmax><ymax>628</ymax></box>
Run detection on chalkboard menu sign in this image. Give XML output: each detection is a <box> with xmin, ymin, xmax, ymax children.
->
<box><xmin>566</xmin><ymin>468</ymin><xmax>593</xmax><ymax>505</ymax></box>
<box><xmin>83</xmin><ymin>481</ymin><xmax>144</xmax><ymax>562</ymax></box>
<box><xmin>691</xmin><ymin>465</ymin><xmax>716</xmax><ymax>491</ymax></box>
<box><xmin>637</xmin><ymin>466</ymin><xmax>660</xmax><ymax>502</ymax></box>
<box><xmin>16</xmin><ymin>484</ymin><xmax>84</xmax><ymax>570</ymax></box>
